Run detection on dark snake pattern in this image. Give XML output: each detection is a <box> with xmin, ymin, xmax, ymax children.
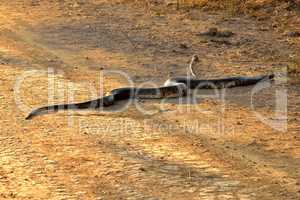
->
<box><xmin>25</xmin><ymin>74</ymin><xmax>274</xmax><ymax>120</ymax></box>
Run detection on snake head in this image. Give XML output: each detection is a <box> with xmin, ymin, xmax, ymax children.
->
<box><xmin>192</xmin><ymin>55</ymin><xmax>199</xmax><ymax>62</ymax></box>
<box><xmin>263</xmin><ymin>74</ymin><xmax>275</xmax><ymax>82</ymax></box>
<box><xmin>268</xmin><ymin>74</ymin><xmax>275</xmax><ymax>80</ymax></box>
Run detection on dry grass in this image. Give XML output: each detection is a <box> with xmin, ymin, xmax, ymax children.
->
<box><xmin>172</xmin><ymin>0</ymin><xmax>300</xmax><ymax>15</ymax></box>
<box><xmin>178</xmin><ymin>0</ymin><xmax>246</xmax><ymax>10</ymax></box>
<box><xmin>177</xmin><ymin>0</ymin><xmax>300</xmax><ymax>76</ymax></box>
<box><xmin>288</xmin><ymin>56</ymin><xmax>300</xmax><ymax>76</ymax></box>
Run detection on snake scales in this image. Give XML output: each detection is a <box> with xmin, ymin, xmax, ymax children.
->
<box><xmin>25</xmin><ymin>74</ymin><xmax>274</xmax><ymax>120</ymax></box>
<box><xmin>25</xmin><ymin>56</ymin><xmax>274</xmax><ymax>120</ymax></box>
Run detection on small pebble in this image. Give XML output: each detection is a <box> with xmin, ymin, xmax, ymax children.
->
<box><xmin>179</xmin><ymin>43</ymin><xmax>188</xmax><ymax>49</ymax></box>
<box><xmin>139</xmin><ymin>167</ymin><xmax>146</xmax><ymax>172</ymax></box>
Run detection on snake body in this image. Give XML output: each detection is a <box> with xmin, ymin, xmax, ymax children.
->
<box><xmin>25</xmin><ymin>74</ymin><xmax>274</xmax><ymax>120</ymax></box>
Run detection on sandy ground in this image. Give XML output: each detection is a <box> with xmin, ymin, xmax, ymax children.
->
<box><xmin>0</xmin><ymin>0</ymin><xmax>299</xmax><ymax>199</ymax></box>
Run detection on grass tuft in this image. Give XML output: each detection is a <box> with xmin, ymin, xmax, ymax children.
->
<box><xmin>288</xmin><ymin>56</ymin><xmax>300</xmax><ymax>76</ymax></box>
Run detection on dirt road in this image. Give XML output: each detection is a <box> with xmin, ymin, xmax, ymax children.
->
<box><xmin>0</xmin><ymin>1</ymin><xmax>299</xmax><ymax>199</ymax></box>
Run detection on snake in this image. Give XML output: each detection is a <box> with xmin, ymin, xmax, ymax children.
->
<box><xmin>25</xmin><ymin>56</ymin><xmax>274</xmax><ymax>120</ymax></box>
